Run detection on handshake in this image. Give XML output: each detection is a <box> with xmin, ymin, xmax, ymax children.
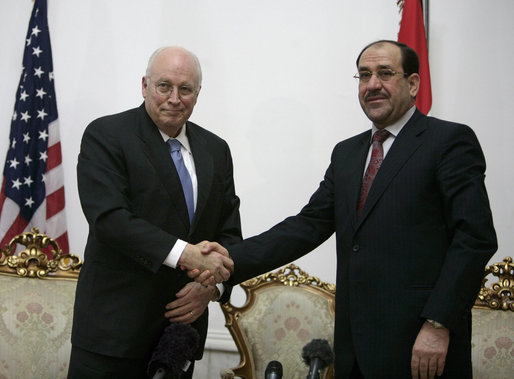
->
<box><xmin>178</xmin><ymin>241</ymin><xmax>232</xmax><ymax>285</ymax></box>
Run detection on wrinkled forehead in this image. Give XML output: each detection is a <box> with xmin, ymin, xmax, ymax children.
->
<box><xmin>358</xmin><ymin>43</ymin><xmax>402</xmax><ymax>70</ymax></box>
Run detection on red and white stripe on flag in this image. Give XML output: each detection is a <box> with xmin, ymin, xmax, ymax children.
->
<box><xmin>0</xmin><ymin>0</ymin><xmax>69</xmax><ymax>253</ymax></box>
<box><xmin>398</xmin><ymin>0</ymin><xmax>432</xmax><ymax>115</ymax></box>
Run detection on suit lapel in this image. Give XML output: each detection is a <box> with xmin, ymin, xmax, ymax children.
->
<box><xmin>357</xmin><ymin>110</ymin><xmax>427</xmax><ymax>224</ymax></box>
<box><xmin>348</xmin><ymin>131</ymin><xmax>373</xmax><ymax>228</ymax></box>
<box><xmin>135</xmin><ymin>105</ymin><xmax>191</xmax><ymax>229</ymax></box>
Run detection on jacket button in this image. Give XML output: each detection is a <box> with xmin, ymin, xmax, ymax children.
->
<box><xmin>352</xmin><ymin>244</ymin><xmax>360</xmax><ymax>252</ymax></box>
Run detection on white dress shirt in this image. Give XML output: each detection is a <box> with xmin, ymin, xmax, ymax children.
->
<box><xmin>157</xmin><ymin>125</ymin><xmax>197</xmax><ymax>268</ymax></box>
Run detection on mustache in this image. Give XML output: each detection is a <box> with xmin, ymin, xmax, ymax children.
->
<box><xmin>365</xmin><ymin>90</ymin><xmax>388</xmax><ymax>101</ymax></box>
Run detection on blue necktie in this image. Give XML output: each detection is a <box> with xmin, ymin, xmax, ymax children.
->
<box><xmin>168</xmin><ymin>139</ymin><xmax>194</xmax><ymax>224</ymax></box>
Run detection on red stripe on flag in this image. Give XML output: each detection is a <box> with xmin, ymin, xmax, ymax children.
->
<box><xmin>46</xmin><ymin>141</ymin><xmax>63</xmax><ymax>171</ymax></box>
<box><xmin>46</xmin><ymin>186</ymin><xmax>65</xmax><ymax>219</ymax></box>
<box><xmin>398</xmin><ymin>0</ymin><xmax>432</xmax><ymax>114</ymax></box>
<box><xmin>55</xmin><ymin>232</ymin><xmax>70</xmax><ymax>255</ymax></box>
<box><xmin>0</xmin><ymin>180</ymin><xmax>6</xmax><ymax>212</ymax></box>
<box><xmin>0</xmin><ymin>214</ymin><xmax>28</xmax><ymax>248</ymax></box>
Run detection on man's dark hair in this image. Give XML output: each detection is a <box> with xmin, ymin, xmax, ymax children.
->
<box><xmin>356</xmin><ymin>40</ymin><xmax>419</xmax><ymax>76</ymax></box>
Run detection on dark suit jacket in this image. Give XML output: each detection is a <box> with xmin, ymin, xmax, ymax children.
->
<box><xmin>228</xmin><ymin>109</ymin><xmax>497</xmax><ymax>378</ymax></box>
<box><xmin>71</xmin><ymin>104</ymin><xmax>242</xmax><ymax>361</ymax></box>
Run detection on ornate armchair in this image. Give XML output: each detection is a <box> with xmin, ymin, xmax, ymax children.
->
<box><xmin>471</xmin><ymin>256</ymin><xmax>514</xmax><ymax>378</ymax></box>
<box><xmin>0</xmin><ymin>228</ymin><xmax>82</xmax><ymax>379</ymax></box>
<box><xmin>220</xmin><ymin>264</ymin><xmax>335</xmax><ymax>379</ymax></box>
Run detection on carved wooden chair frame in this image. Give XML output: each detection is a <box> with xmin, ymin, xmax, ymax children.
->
<box><xmin>220</xmin><ymin>263</ymin><xmax>336</xmax><ymax>379</ymax></box>
<box><xmin>474</xmin><ymin>256</ymin><xmax>514</xmax><ymax>311</ymax></box>
<box><xmin>0</xmin><ymin>227</ymin><xmax>82</xmax><ymax>280</ymax></box>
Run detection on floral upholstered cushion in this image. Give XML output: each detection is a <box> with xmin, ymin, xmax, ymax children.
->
<box><xmin>471</xmin><ymin>308</ymin><xmax>514</xmax><ymax>379</ymax></box>
<box><xmin>238</xmin><ymin>285</ymin><xmax>334</xmax><ymax>379</ymax></box>
<box><xmin>0</xmin><ymin>274</ymin><xmax>76</xmax><ymax>379</ymax></box>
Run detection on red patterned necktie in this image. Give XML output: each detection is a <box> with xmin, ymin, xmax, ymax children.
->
<box><xmin>357</xmin><ymin>129</ymin><xmax>390</xmax><ymax>216</ymax></box>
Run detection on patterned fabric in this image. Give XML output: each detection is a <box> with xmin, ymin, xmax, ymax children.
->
<box><xmin>238</xmin><ymin>286</ymin><xmax>334</xmax><ymax>379</ymax></box>
<box><xmin>471</xmin><ymin>308</ymin><xmax>514</xmax><ymax>379</ymax></box>
<box><xmin>0</xmin><ymin>275</ymin><xmax>76</xmax><ymax>379</ymax></box>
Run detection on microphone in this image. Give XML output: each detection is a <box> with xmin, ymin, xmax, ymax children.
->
<box><xmin>302</xmin><ymin>339</ymin><xmax>334</xmax><ymax>379</ymax></box>
<box><xmin>147</xmin><ymin>323</ymin><xmax>200</xmax><ymax>379</ymax></box>
<box><xmin>264</xmin><ymin>360</ymin><xmax>283</xmax><ymax>379</ymax></box>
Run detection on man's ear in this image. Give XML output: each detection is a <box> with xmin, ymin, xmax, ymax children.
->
<box><xmin>142</xmin><ymin>76</ymin><xmax>148</xmax><ymax>99</ymax></box>
<box><xmin>408</xmin><ymin>73</ymin><xmax>421</xmax><ymax>98</ymax></box>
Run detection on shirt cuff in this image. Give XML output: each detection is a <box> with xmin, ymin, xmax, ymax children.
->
<box><xmin>426</xmin><ymin>319</ymin><xmax>445</xmax><ymax>329</ymax></box>
<box><xmin>215</xmin><ymin>283</ymin><xmax>225</xmax><ymax>300</ymax></box>
<box><xmin>163</xmin><ymin>239</ymin><xmax>188</xmax><ymax>268</ymax></box>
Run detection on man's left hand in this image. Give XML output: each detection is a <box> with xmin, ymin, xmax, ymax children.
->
<box><xmin>164</xmin><ymin>282</ymin><xmax>218</xmax><ymax>324</ymax></box>
<box><xmin>411</xmin><ymin>320</ymin><xmax>450</xmax><ymax>379</ymax></box>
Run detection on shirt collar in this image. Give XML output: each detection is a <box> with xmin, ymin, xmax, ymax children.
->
<box><xmin>158</xmin><ymin>124</ymin><xmax>192</xmax><ymax>154</ymax></box>
<box><xmin>370</xmin><ymin>105</ymin><xmax>416</xmax><ymax>139</ymax></box>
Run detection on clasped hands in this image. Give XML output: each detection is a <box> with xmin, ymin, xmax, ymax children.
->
<box><xmin>178</xmin><ymin>241</ymin><xmax>231</xmax><ymax>285</ymax></box>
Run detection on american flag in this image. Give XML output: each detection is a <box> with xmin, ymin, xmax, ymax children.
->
<box><xmin>0</xmin><ymin>0</ymin><xmax>69</xmax><ymax>253</ymax></box>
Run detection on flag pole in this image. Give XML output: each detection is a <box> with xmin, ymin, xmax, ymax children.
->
<box><xmin>423</xmin><ymin>0</ymin><xmax>429</xmax><ymax>50</ymax></box>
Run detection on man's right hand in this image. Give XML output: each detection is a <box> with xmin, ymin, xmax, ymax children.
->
<box><xmin>178</xmin><ymin>242</ymin><xmax>233</xmax><ymax>284</ymax></box>
<box><xmin>411</xmin><ymin>321</ymin><xmax>449</xmax><ymax>379</ymax></box>
<box><xmin>185</xmin><ymin>242</ymin><xmax>231</xmax><ymax>285</ymax></box>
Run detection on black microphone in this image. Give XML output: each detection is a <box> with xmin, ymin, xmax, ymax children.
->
<box><xmin>147</xmin><ymin>323</ymin><xmax>200</xmax><ymax>379</ymax></box>
<box><xmin>264</xmin><ymin>360</ymin><xmax>283</xmax><ymax>379</ymax></box>
<box><xmin>302</xmin><ymin>339</ymin><xmax>334</xmax><ymax>379</ymax></box>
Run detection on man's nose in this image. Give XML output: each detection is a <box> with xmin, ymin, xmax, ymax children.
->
<box><xmin>168</xmin><ymin>87</ymin><xmax>181</xmax><ymax>103</ymax></box>
<box><xmin>366</xmin><ymin>73</ymin><xmax>383</xmax><ymax>89</ymax></box>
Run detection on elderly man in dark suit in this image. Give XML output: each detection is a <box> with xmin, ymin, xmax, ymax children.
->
<box><xmin>196</xmin><ymin>40</ymin><xmax>497</xmax><ymax>379</ymax></box>
<box><xmin>68</xmin><ymin>46</ymin><xmax>241</xmax><ymax>378</ymax></box>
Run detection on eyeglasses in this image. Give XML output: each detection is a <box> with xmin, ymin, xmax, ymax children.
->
<box><xmin>153</xmin><ymin>82</ymin><xmax>197</xmax><ymax>99</ymax></box>
<box><xmin>353</xmin><ymin>69</ymin><xmax>408</xmax><ymax>83</ymax></box>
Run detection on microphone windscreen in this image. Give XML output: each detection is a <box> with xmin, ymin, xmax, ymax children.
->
<box><xmin>265</xmin><ymin>360</ymin><xmax>283</xmax><ymax>378</ymax></box>
<box><xmin>301</xmin><ymin>338</ymin><xmax>334</xmax><ymax>368</ymax></box>
<box><xmin>147</xmin><ymin>323</ymin><xmax>200</xmax><ymax>377</ymax></box>
<box><xmin>265</xmin><ymin>360</ymin><xmax>283</xmax><ymax>375</ymax></box>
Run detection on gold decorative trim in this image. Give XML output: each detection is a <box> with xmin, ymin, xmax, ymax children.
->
<box><xmin>0</xmin><ymin>228</ymin><xmax>81</xmax><ymax>279</ymax></box>
<box><xmin>240</xmin><ymin>263</ymin><xmax>336</xmax><ymax>294</ymax></box>
<box><xmin>475</xmin><ymin>256</ymin><xmax>514</xmax><ymax>311</ymax></box>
